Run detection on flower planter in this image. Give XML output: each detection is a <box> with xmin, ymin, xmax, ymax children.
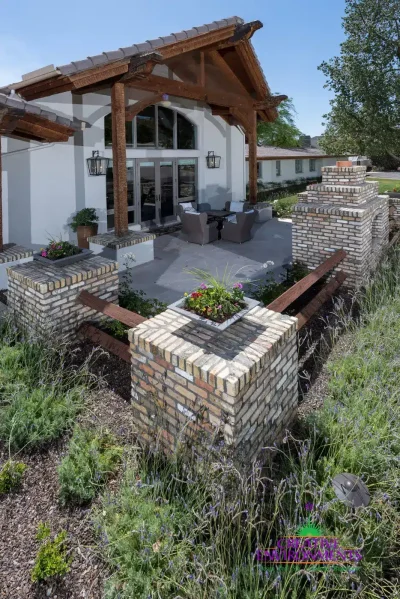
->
<box><xmin>387</xmin><ymin>192</ymin><xmax>400</xmax><ymax>199</ymax></box>
<box><xmin>77</xmin><ymin>224</ymin><xmax>98</xmax><ymax>249</ymax></box>
<box><xmin>168</xmin><ymin>295</ymin><xmax>260</xmax><ymax>331</ymax></box>
<box><xmin>34</xmin><ymin>248</ymin><xmax>93</xmax><ymax>267</ymax></box>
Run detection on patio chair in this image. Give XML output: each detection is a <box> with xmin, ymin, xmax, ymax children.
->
<box><xmin>181</xmin><ymin>211</ymin><xmax>218</xmax><ymax>245</ymax></box>
<box><xmin>177</xmin><ymin>201</ymin><xmax>197</xmax><ymax>221</ymax></box>
<box><xmin>220</xmin><ymin>210</ymin><xmax>256</xmax><ymax>243</ymax></box>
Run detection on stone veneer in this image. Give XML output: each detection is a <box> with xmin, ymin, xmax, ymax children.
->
<box><xmin>7</xmin><ymin>256</ymin><xmax>118</xmax><ymax>337</ymax></box>
<box><xmin>89</xmin><ymin>231</ymin><xmax>155</xmax><ymax>271</ymax></box>
<box><xmin>0</xmin><ymin>244</ymin><xmax>33</xmax><ymax>289</ymax></box>
<box><xmin>128</xmin><ymin>305</ymin><xmax>298</xmax><ymax>461</ymax></box>
<box><xmin>292</xmin><ymin>165</ymin><xmax>389</xmax><ymax>286</ymax></box>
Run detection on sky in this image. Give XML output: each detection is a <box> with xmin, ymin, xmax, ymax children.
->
<box><xmin>0</xmin><ymin>0</ymin><xmax>347</xmax><ymax>136</ymax></box>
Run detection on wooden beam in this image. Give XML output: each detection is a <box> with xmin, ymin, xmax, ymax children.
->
<box><xmin>295</xmin><ymin>271</ymin><xmax>347</xmax><ymax>330</ymax></box>
<box><xmin>248</xmin><ymin>110</ymin><xmax>258</xmax><ymax>205</ymax></box>
<box><xmin>125</xmin><ymin>93</ymin><xmax>163</xmax><ymax>121</ymax></box>
<box><xmin>199</xmin><ymin>52</ymin><xmax>205</xmax><ymax>87</ymax></box>
<box><xmin>267</xmin><ymin>249</ymin><xmax>347</xmax><ymax>313</ymax></box>
<box><xmin>22</xmin><ymin>114</ymin><xmax>76</xmax><ymax>137</ymax></box>
<box><xmin>71</xmin><ymin>63</ymin><xmax>129</xmax><ymax>90</ymax></box>
<box><xmin>254</xmin><ymin>96</ymin><xmax>288</xmax><ymax>110</ymax></box>
<box><xmin>78</xmin><ymin>290</ymin><xmax>146</xmax><ymax>326</ymax></box>
<box><xmin>14</xmin><ymin>120</ymin><xmax>69</xmax><ymax>142</ymax></box>
<box><xmin>0</xmin><ymin>136</ymin><xmax>3</xmax><ymax>252</ymax></box>
<box><xmin>126</xmin><ymin>74</ymin><xmax>253</xmax><ymax>109</ymax></box>
<box><xmin>111</xmin><ymin>81</ymin><xmax>128</xmax><ymax>236</ymax></box>
<box><xmin>207</xmin><ymin>50</ymin><xmax>250</xmax><ymax>95</ymax></box>
<box><xmin>79</xmin><ymin>323</ymin><xmax>131</xmax><ymax>363</ymax></box>
<box><xmin>159</xmin><ymin>24</ymin><xmax>238</xmax><ymax>59</ymax></box>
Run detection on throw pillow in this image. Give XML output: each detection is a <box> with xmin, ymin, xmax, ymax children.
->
<box><xmin>230</xmin><ymin>201</ymin><xmax>245</xmax><ymax>213</ymax></box>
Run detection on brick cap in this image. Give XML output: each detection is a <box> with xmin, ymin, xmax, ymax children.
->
<box><xmin>88</xmin><ymin>231</ymin><xmax>156</xmax><ymax>250</ymax></box>
<box><xmin>0</xmin><ymin>243</ymin><xmax>33</xmax><ymax>264</ymax></box>
<box><xmin>7</xmin><ymin>255</ymin><xmax>118</xmax><ymax>293</ymax></box>
<box><xmin>336</xmin><ymin>160</ymin><xmax>352</xmax><ymax>167</ymax></box>
<box><xmin>129</xmin><ymin>306</ymin><xmax>297</xmax><ymax>395</ymax></box>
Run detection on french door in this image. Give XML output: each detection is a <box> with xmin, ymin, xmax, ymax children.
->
<box><xmin>106</xmin><ymin>158</ymin><xmax>197</xmax><ymax>230</ymax></box>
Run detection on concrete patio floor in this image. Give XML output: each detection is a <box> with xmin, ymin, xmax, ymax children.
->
<box><xmin>124</xmin><ymin>218</ymin><xmax>292</xmax><ymax>305</ymax></box>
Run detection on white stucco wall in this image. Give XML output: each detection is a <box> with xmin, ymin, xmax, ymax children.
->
<box><xmin>246</xmin><ymin>156</ymin><xmax>344</xmax><ymax>185</ymax></box>
<box><xmin>2</xmin><ymin>89</ymin><xmax>245</xmax><ymax>247</ymax></box>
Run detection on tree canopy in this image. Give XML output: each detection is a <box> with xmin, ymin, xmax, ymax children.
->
<box><xmin>319</xmin><ymin>0</ymin><xmax>400</xmax><ymax>165</ymax></box>
<box><xmin>257</xmin><ymin>97</ymin><xmax>302</xmax><ymax>147</ymax></box>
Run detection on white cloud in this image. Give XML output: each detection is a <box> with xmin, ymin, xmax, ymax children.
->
<box><xmin>0</xmin><ymin>35</ymin><xmax>42</xmax><ymax>87</ymax></box>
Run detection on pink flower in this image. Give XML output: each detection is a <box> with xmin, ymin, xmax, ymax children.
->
<box><xmin>217</xmin><ymin>304</ymin><xmax>222</xmax><ymax>310</ymax></box>
<box><xmin>200</xmin><ymin>283</ymin><xmax>207</xmax><ymax>289</ymax></box>
<box><xmin>233</xmin><ymin>282</ymin><xmax>243</xmax><ymax>289</ymax></box>
<box><xmin>41</xmin><ymin>251</ymin><xmax>47</xmax><ymax>257</ymax></box>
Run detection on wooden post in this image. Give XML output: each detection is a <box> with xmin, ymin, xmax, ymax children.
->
<box><xmin>111</xmin><ymin>82</ymin><xmax>128</xmax><ymax>236</ymax></box>
<box><xmin>248</xmin><ymin>110</ymin><xmax>258</xmax><ymax>205</ymax></box>
<box><xmin>0</xmin><ymin>136</ymin><xmax>3</xmax><ymax>252</ymax></box>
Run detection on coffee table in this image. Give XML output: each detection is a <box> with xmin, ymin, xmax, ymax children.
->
<box><xmin>207</xmin><ymin>210</ymin><xmax>234</xmax><ymax>239</ymax></box>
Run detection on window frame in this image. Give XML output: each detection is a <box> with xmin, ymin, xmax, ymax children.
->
<box><xmin>257</xmin><ymin>161</ymin><xmax>262</xmax><ymax>178</ymax></box>
<box><xmin>104</xmin><ymin>105</ymin><xmax>196</xmax><ymax>150</ymax></box>
<box><xmin>309</xmin><ymin>158</ymin><xmax>316</xmax><ymax>172</ymax></box>
<box><xmin>295</xmin><ymin>159</ymin><xmax>303</xmax><ymax>174</ymax></box>
<box><xmin>276</xmin><ymin>160</ymin><xmax>281</xmax><ymax>177</ymax></box>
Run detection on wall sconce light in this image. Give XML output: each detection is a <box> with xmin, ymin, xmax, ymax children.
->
<box><xmin>206</xmin><ymin>151</ymin><xmax>221</xmax><ymax>169</ymax></box>
<box><xmin>159</xmin><ymin>94</ymin><xmax>172</xmax><ymax>107</ymax></box>
<box><xmin>87</xmin><ymin>151</ymin><xmax>109</xmax><ymax>176</ymax></box>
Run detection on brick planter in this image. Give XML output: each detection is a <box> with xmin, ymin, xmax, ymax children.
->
<box><xmin>128</xmin><ymin>305</ymin><xmax>298</xmax><ymax>462</ymax></box>
<box><xmin>33</xmin><ymin>248</ymin><xmax>92</xmax><ymax>267</ymax></box>
<box><xmin>7</xmin><ymin>256</ymin><xmax>118</xmax><ymax>337</ymax></box>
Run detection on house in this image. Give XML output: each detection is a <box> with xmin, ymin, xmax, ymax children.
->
<box><xmin>0</xmin><ymin>16</ymin><xmax>285</xmax><ymax>256</ymax></box>
<box><xmin>245</xmin><ymin>145</ymin><xmax>347</xmax><ymax>185</ymax></box>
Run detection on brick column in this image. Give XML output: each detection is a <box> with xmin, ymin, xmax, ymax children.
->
<box><xmin>128</xmin><ymin>306</ymin><xmax>298</xmax><ymax>462</ymax></box>
<box><xmin>292</xmin><ymin>164</ymin><xmax>389</xmax><ymax>287</ymax></box>
<box><xmin>7</xmin><ymin>256</ymin><xmax>118</xmax><ymax>337</ymax></box>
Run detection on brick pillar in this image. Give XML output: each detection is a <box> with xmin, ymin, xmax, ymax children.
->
<box><xmin>7</xmin><ymin>256</ymin><xmax>118</xmax><ymax>337</ymax></box>
<box><xmin>128</xmin><ymin>305</ymin><xmax>298</xmax><ymax>462</ymax></box>
<box><xmin>292</xmin><ymin>164</ymin><xmax>389</xmax><ymax>287</ymax></box>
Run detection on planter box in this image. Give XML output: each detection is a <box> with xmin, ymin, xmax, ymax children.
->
<box><xmin>34</xmin><ymin>248</ymin><xmax>92</xmax><ymax>267</ymax></box>
<box><xmin>168</xmin><ymin>295</ymin><xmax>260</xmax><ymax>331</ymax></box>
<box><xmin>387</xmin><ymin>192</ymin><xmax>400</xmax><ymax>199</ymax></box>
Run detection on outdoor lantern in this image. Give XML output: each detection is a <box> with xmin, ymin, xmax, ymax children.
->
<box><xmin>332</xmin><ymin>473</ymin><xmax>370</xmax><ymax>508</ymax></box>
<box><xmin>87</xmin><ymin>151</ymin><xmax>109</xmax><ymax>176</ymax></box>
<box><xmin>159</xmin><ymin>93</ymin><xmax>172</xmax><ymax>107</ymax></box>
<box><xmin>206</xmin><ymin>151</ymin><xmax>221</xmax><ymax>169</ymax></box>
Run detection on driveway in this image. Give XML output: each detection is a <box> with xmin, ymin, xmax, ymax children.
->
<box><xmin>124</xmin><ymin>218</ymin><xmax>292</xmax><ymax>305</ymax></box>
<box><xmin>367</xmin><ymin>171</ymin><xmax>400</xmax><ymax>179</ymax></box>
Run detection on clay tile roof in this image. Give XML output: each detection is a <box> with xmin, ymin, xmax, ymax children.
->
<box><xmin>0</xmin><ymin>92</ymin><xmax>81</xmax><ymax>130</ymax></box>
<box><xmin>56</xmin><ymin>16</ymin><xmax>244</xmax><ymax>76</ymax></box>
<box><xmin>245</xmin><ymin>145</ymin><xmax>340</xmax><ymax>159</ymax></box>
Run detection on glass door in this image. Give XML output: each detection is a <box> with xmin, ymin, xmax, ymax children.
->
<box><xmin>159</xmin><ymin>161</ymin><xmax>174</xmax><ymax>223</ymax></box>
<box><xmin>138</xmin><ymin>161</ymin><xmax>156</xmax><ymax>227</ymax></box>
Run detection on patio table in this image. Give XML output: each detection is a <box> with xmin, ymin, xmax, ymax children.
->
<box><xmin>206</xmin><ymin>210</ymin><xmax>234</xmax><ymax>239</ymax></box>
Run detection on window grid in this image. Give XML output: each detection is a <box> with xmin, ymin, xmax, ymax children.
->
<box><xmin>295</xmin><ymin>159</ymin><xmax>303</xmax><ymax>174</ymax></box>
<box><xmin>276</xmin><ymin>160</ymin><xmax>281</xmax><ymax>177</ymax></box>
<box><xmin>309</xmin><ymin>158</ymin><xmax>316</xmax><ymax>172</ymax></box>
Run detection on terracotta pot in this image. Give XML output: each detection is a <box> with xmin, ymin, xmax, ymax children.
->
<box><xmin>76</xmin><ymin>224</ymin><xmax>98</xmax><ymax>249</ymax></box>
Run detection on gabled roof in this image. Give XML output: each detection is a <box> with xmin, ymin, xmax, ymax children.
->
<box><xmin>245</xmin><ymin>145</ymin><xmax>346</xmax><ymax>160</ymax></box>
<box><xmin>0</xmin><ymin>92</ymin><xmax>82</xmax><ymax>142</ymax></box>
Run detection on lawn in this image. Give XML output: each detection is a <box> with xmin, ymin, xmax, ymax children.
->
<box><xmin>368</xmin><ymin>177</ymin><xmax>400</xmax><ymax>193</ymax></box>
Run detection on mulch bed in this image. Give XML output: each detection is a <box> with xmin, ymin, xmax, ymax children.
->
<box><xmin>0</xmin><ymin>388</ymin><xmax>137</xmax><ymax>599</ymax></box>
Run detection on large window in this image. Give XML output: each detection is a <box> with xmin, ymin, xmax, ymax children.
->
<box><xmin>105</xmin><ymin>106</ymin><xmax>196</xmax><ymax>150</ymax></box>
<box><xmin>276</xmin><ymin>160</ymin><xmax>281</xmax><ymax>177</ymax></box>
<box><xmin>295</xmin><ymin>159</ymin><xmax>303</xmax><ymax>174</ymax></box>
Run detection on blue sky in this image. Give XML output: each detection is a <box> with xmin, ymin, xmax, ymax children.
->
<box><xmin>0</xmin><ymin>0</ymin><xmax>346</xmax><ymax>135</ymax></box>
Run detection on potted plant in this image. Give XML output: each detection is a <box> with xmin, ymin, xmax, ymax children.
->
<box><xmin>168</xmin><ymin>268</ymin><xmax>259</xmax><ymax>331</ymax></box>
<box><xmin>34</xmin><ymin>239</ymin><xmax>92</xmax><ymax>267</ymax></box>
<box><xmin>70</xmin><ymin>208</ymin><xmax>99</xmax><ymax>249</ymax></box>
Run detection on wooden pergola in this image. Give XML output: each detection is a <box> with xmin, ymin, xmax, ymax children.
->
<box><xmin>11</xmin><ymin>17</ymin><xmax>286</xmax><ymax>237</ymax></box>
<box><xmin>0</xmin><ymin>93</ymin><xmax>80</xmax><ymax>252</ymax></box>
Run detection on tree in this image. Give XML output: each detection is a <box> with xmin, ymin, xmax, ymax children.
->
<box><xmin>319</xmin><ymin>0</ymin><xmax>400</xmax><ymax>165</ymax></box>
<box><xmin>257</xmin><ymin>97</ymin><xmax>302</xmax><ymax>147</ymax></box>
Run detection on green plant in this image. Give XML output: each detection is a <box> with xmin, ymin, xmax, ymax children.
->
<box><xmin>102</xmin><ymin>318</ymin><xmax>129</xmax><ymax>341</ymax></box>
<box><xmin>0</xmin><ymin>460</ymin><xmax>27</xmax><ymax>495</ymax></box>
<box><xmin>0</xmin><ymin>323</ymin><xmax>91</xmax><ymax>450</ymax></box>
<box><xmin>70</xmin><ymin>208</ymin><xmax>99</xmax><ymax>232</ymax></box>
<box><xmin>184</xmin><ymin>268</ymin><xmax>246</xmax><ymax>322</ymax></box>
<box><xmin>119</xmin><ymin>256</ymin><xmax>167</xmax><ymax>318</ymax></box>
<box><xmin>31</xmin><ymin>522</ymin><xmax>71</xmax><ymax>582</ymax></box>
<box><xmin>273</xmin><ymin>195</ymin><xmax>298</xmax><ymax>217</ymax></box>
<box><xmin>40</xmin><ymin>239</ymin><xmax>81</xmax><ymax>260</ymax></box>
<box><xmin>251</xmin><ymin>260</ymin><xmax>309</xmax><ymax>305</ymax></box>
<box><xmin>58</xmin><ymin>426</ymin><xmax>122</xmax><ymax>505</ymax></box>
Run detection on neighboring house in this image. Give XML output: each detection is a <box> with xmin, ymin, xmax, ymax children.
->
<box><xmin>245</xmin><ymin>145</ymin><xmax>347</xmax><ymax>185</ymax></box>
<box><xmin>0</xmin><ymin>16</ymin><xmax>283</xmax><ymax>248</ymax></box>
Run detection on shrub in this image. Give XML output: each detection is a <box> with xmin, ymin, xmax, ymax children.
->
<box><xmin>70</xmin><ymin>208</ymin><xmax>99</xmax><ymax>232</ymax></box>
<box><xmin>31</xmin><ymin>522</ymin><xmax>71</xmax><ymax>583</ymax></box>
<box><xmin>0</xmin><ymin>324</ymin><xmax>91</xmax><ymax>450</ymax></box>
<box><xmin>251</xmin><ymin>260</ymin><xmax>309</xmax><ymax>305</ymax></box>
<box><xmin>0</xmin><ymin>460</ymin><xmax>27</xmax><ymax>495</ymax></box>
<box><xmin>40</xmin><ymin>239</ymin><xmax>81</xmax><ymax>260</ymax></box>
<box><xmin>273</xmin><ymin>195</ymin><xmax>298</xmax><ymax>217</ymax></box>
<box><xmin>58</xmin><ymin>427</ymin><xmax>122</xmax><ymax>505</ymax></box>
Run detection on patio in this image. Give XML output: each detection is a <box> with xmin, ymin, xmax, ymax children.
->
<box><xmin>125</xmin><ymin>217</ymin><xmax>292</xmax><ymax>304</ymax></box>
